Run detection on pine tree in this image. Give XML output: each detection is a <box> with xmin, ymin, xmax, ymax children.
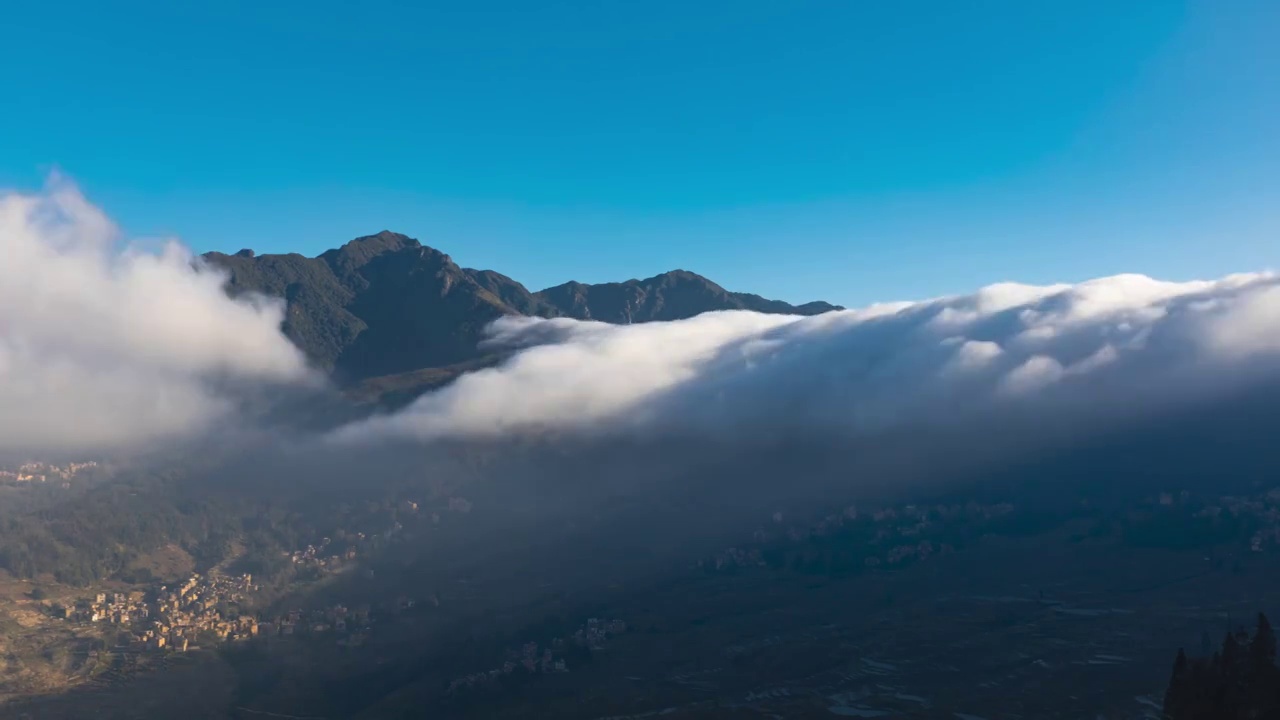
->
<box><xmin>1219</xmin><ymin>632</ymin><xmax>1245</xmax><ymax>718</ymax></box>
<box><xmin>1248</xmin><ymin>613</ymin><xmax>1279</xmax><ymax>718</ymax></box>
<box><xmin>1163</xmin><ymin>648</ymin><xmax>1189</xmax><ymax>717</ymax></box>
<box><xmin>1249</xmin><ymin>612</ymin><xmax>1276</xmax><ymax>667</ymax></box>
<box><xmin>1222</xmin><ymin>630</ymin><xmax>1242</xmax><ymax>674</ymax></box>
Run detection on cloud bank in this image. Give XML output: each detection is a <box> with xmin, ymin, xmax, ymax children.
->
<box><xmin>337</xmin><ymin>271</ymin><xmax>1280</xmax><ymax>444</ymax></box>
<box><xmin>0</xmin><ymin>178</ymin><xmax>309</xmax><ymax>456</ymax></box>
<box><xmin>7</xmin><ymin>175</ymin><xmax>1276</xmax><ymax>465</ymax></box>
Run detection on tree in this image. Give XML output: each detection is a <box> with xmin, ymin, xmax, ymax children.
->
<box><xmin>1164</xmin><ymin>615</ymin><xmax>1280</xmax><ymax>720</ymax></box>
<box><xmin>1247</xmin><ymin>613</ymin><xmax>1280</xmax><ymax>717</ymax></box>
<box><xmin>1163</xmin><ymin>647</ymin><xmax>1189</xmax><ymax>717</ymax></box>
<box><xmin>1221</xmin><ymin>630</ymin><xmax>1243</xmax><ymax>676</ymax></box>
<box><xmin>1249</xmin><ymin>613</ymin><xmax>1276</xmax><ymax>668</ymax></box>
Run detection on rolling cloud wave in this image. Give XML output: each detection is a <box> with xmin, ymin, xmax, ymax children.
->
<box><xmin>336</xmin><ymin>271</ymin><xmax>1280</xmax><ymax>443</ymax></box>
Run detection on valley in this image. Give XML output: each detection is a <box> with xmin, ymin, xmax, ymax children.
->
<box><xmin>4</xmin><ymin>448</ymin><xmax>1279</xmax><ymax>719</ymax></box>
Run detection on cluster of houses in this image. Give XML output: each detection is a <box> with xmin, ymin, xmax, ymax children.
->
<box><xmin>50</xmin><ymin>572</ymin><xmax>260</xmax><ymax>652</ymax></box>
<box><xmin>37</xmin><ymin>494</ymin><xmax>483</xmax><ymax>662</ymax></box>
<box><xmin>286</xmin><ymin>518</ymin><xmax>425</xmax><ymax>574</ymax></box>
<box><xmin>446</xmin><ymin>617</ymin><xmax>628</xmax><ymax>693</ymax></box>
<box><xmin>52</xmin><ymin>590</ymin><xmax>147</xmax><ymax>625</ymax></box>
<box><xmin>150</xmin><ymin>573</ymin><xmax>260</xmax><ymax>646</ymax></box>
<box><xmin>288</xmin><ymin>536</ymin><xmax>360</xmax><ymax>570</ymax></box>
<box><xmin>52</xmin><ymin>570</ymin><xmax>386</xmax><ymax>654</ymax></box>
<box><xmin>283</xmin><ymin>495</ymin><xmax>469</xmax><ymax>576</ymax></box>
<box><xmin>0</xmin><ymin>460</ymin><xmax>97</xmax><ymax>485</ymax></box>
<box><xmin>263</xmin><ymin>603</ymin><xmax>373</xmax><ymax>643</ymax></box>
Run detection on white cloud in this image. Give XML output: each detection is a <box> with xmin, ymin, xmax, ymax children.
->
<box><xmin>998</xmin><ymin>355</ymin><xmax>1065</xmax><ymax>396</ymax></box>
<box><xmin>1194</xmin><ymin>283</ymin><xmax>1280</xmax><ymax>357</ymax></box>
<box><xmin>336</xmin><ymin>269</ymin><xmax>1280</xmax><ymax>444</ymax></box>
<box><xmin>0</xmin><ymin>177</ymin><xmax>310</xmax><ymax>456</ymax></box>
<box><xmin>942</xmin><ymin>339</ymin><xmax>1004</xmax><ymax>376</ymax></box>
<box><xmin>343</xmin><ymin>311</ymin><xmax>801</xmax><ymax>440</ymax></box>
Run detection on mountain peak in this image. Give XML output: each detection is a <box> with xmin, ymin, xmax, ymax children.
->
<box><xmin>320</xmin><ymin>231</ymin><xmax>429</xmax><ymax>271</ymax></box>
<box><xmin>339</xmin><ymin>230</ymin><xmax>420</xmax><ymax>253</ymax></box>
<box><xmin>643</xmin><ymin>269</ymin><xmax>721</xmax><ymax>287</ymax></box>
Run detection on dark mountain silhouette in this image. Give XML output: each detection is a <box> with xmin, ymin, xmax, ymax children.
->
<box><xmin>203</xmin><ymin>231</ymin><xmax>841</xmax><ymax>384</ymax></box>
<box><xmin>204</xmin><ymin>232</ymin><xmax>525</xmax><ymax>382</ymax></box>
<box><xmin>536</xmin><ymin>269</ymin><xmax>842</xmax><ymax>324</ymax></box>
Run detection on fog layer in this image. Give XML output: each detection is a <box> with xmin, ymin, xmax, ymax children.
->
<box><xmin>339</xmin><ymin>272</ymin><xmax>1280</xmax><ymax>443</ymax></box>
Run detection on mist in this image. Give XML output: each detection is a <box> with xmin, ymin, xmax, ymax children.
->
<box><xmin>0</xmin><ymin>178</ymin><xmax>312</xmax><ymax>457</ymax></box>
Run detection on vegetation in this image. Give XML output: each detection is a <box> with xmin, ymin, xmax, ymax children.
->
<box><xmin>0</xmin><ymin>472</ymin><xmax>187</xmax><ymax>584</ymax></box>
<box><xmin>1163</xmin><ymin>613</ymin><xmax>1280</xmax><ymax>720</ymax></box>
<box><xmin>0</xmin><ymin>451</ymin><xmax>453</xmax><ymax>587</ymax></box>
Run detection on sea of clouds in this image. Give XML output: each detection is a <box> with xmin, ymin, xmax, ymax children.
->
<box><xmin>3</xmin><ymin>179</ymin><xmax>1279</xmax><ymax>458</ymax></box>
<box><xmin>336</xmin><ymin>272</ymin><xmax>1280</xmax><ymax>444</ymax></box>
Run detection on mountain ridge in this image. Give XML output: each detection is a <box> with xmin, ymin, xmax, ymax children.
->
<box><xmin>203</xmin><ymin>231</ymin><xmax>842</xmax><ymax>384</ymax></box>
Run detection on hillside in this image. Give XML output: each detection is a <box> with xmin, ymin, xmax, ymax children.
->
<box><xmin>205</xmin><ymin>232</ymin><xmax>535</xmax><ymax>382</ymax></box>
<box><xmin>535</xmin><ymin>269</ymin><xmax>843</xmax><ymax>323</ymax></box>
<box><xmin>203</xmin><ymin>232</ymin><xmax>841</xmax><ymax>383</ymax></box>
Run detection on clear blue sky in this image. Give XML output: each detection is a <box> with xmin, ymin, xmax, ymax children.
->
<box><xmin>3</xmin><ymin>1</ymin><xmax>1277</xmax><ymax>306</ymax></box>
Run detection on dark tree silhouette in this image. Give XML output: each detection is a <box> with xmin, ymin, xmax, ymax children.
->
<box><xmin>1163</xmin><ymin>612</ymin><xmax>1280</xmax><ymax>720</ymax></box>
<box><xmin>1250</xmin><ymin>612</ymin><xmax>1276</xmax><ymax>668</ymax></box>
<box><xmin>1163</xmin><ymin>648</ymin><xmax>1189</xmax><ymax>715</ymax></box>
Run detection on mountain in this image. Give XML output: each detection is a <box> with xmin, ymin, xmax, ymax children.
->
<box><xmin>535</xmin><ymin>269</ymin><xmax>843</xmax><ymax>323</ymax></box>
<box><xmin>204</xmin><ymin>232</ymin><xmax>530</xmax><ymax>382</ymax></box>
<box><xmin>203</xmin><ymin>232</ymin><xmax>841</xmax><ymax>383</ymax></box>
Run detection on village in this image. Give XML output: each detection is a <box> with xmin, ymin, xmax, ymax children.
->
<box><xmin>44</xmin><ymin>565</ymin><xmax>382</xmax><ymax>656</ymax></box>
<box><xmin>47</xmin><ymin>572</ymin><xmax>261</xmax><ymax>652</ymax></box>
<box><xmin>0</xmin><ymin>460</ymin><xmax>98</xmax><ymax>485</ymax></box>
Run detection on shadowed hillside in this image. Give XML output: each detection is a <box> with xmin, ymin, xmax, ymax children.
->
<box><xmin>536</xmin><ymin>269</ymin><xmax>842</xmax><ymax>324</ymax></box>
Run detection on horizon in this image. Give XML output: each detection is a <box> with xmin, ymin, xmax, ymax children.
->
<box><xmin>3</xmin><ymin>0</ymin><xmax>1277</xmax><ymax>307</ymax></box>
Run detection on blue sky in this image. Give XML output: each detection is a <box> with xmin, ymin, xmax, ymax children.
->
<box><xmin>3</xmin><ymin>0</ymin><xmax>1277</xmax><ymax>306</ymax></box>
